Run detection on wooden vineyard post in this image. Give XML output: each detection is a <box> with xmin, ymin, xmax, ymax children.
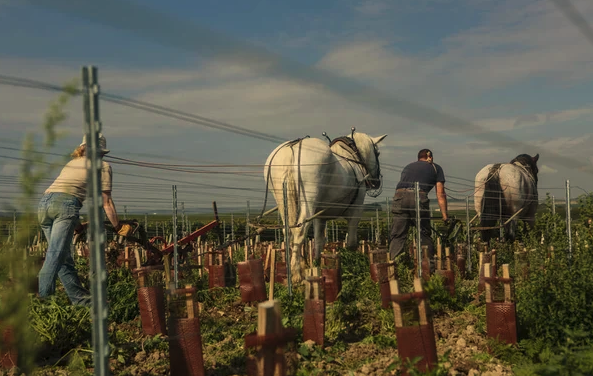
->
<box><xmin>369</xmin><ymin>249</ymin><xmax>388</xmax><ymax>282</ymax></box>
<box><xmin>269</xmin><ymin>247</ymin><xmax>276</xmax><ymax>300</ymax></box>
<box><xmin>390</xmin><ymin>278</ymin><xmax>438</xmax><ymax>375</ymax></box>
<box><xmin>124</xmin><ymin>246</ymin><xmax>130</xmax><ymax>269</ymax></box>
<box><xmin>238</xmin><ymin>256</ymin><xmax>268</xmax><ymax>303</ymax></box>
<box><xmin>455</xmin><ymin>243</ymin><xmax>466</xmax><ymax>279</ymax></box>
<box><xmin>369</xmin><ymin>249</ymin><xmax>397</xmax><ymax>308</ymax></box>
<box><xmin>197</xmin><ymin>243</ymin><xmax>203</xmax><ymax>278</ymax></box>
<box><xmin>244</xmin><ymin>300</ymin><xmax>297</xmax><ymax>376</ymax></box>
<box><xmin>207</xmin><ymin>251</ymin><xmax>228</xmax><ymax>289</ymax></box>
<box><xmin>514</xmin><ymin>247</ymin><xmax>530</xmax><ymax>279</ymax></box>
<box><xmin>303</xmin><ymin>276</ymin><xmax>326</xmax><ymax>346</ymax></box>
<box><xmin>321</xmin><ymin>253</ymin><xmax>341</xmax><ymax>303</ymax></box>
<box><xmin>478</xmin><ymin>248</ymin><xmax>495</xmax><ymax>294</ymax></box>
<box><xmin>412</xmin><ymin>245</ymin><xmax>431</xmax><ymax>281</ymax></box>
<box><xmin>378</xmin><ymin>261</ymin><xmax>397</xmax><ymax>309</ymax></box>
<box><xmin>132</xmin><ymin>265</ymin><xmax>167</xmax><ymax>336</ymax></box>
<box><xmin>435</xmin><ymin>246</ymin><xmax>455</xmax><ymax>296</ymax></box>
<box><xmin>484</xmin><ymin>264</ymin><xmax>518</xmax><ymax>346</ymax></box>
<box><xmin>168</xmin><ymin>285</ymin><xmax>205</xmax><ymax>376</ymax></box>
<box><xmin>267</xmin><ymin>247</ymin><xmax>287</xmax><ymax>285</ymax></box>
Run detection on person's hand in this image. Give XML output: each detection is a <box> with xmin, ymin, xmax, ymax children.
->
<box><xmin>117</xmin><ymin>223</ymin><xmax>133</xmax><ymax>237</ymax></box>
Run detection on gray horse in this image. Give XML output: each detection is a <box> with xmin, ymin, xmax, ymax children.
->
<box><xmin>474</xmin><ymin>154</ymin><xmax>540</xmax><ymax>243</ymax></box>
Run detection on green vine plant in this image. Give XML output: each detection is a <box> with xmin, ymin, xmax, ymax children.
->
<box><xmin>0</xmin><ymin>78</ymin><xmax>78</xmax><ymax>374</ymax></box>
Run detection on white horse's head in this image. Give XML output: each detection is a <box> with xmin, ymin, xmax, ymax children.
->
<box><xmin>348</xmin><ymin>129</ymin><xmax>387</xmax><ymax>193</ymax></box>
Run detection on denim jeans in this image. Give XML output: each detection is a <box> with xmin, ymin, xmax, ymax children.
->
<box><xmin>388</xmin><ymin>189</ymin><xmax>435</xmax><ymax>272</ymax></box>
<box><xmin>38</xmin><ymin>192</ymin><xmax>91</xmax><ymax>306</ymax></box>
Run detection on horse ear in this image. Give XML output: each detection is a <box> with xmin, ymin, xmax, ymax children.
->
<box><xmin>372</xmin><ymin>134</ymin><xmax>387</xmax><ymax>144</ymax></box>
<box><xmin>533</xmin><ymin>153</ymin><xmax>539</xmax><ymax>163</ymax></box>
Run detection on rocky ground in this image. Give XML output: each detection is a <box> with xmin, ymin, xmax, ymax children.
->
<box><xmin>298</xmin><ymin>311</ymin><xmax>514</xmax><ymax>376</ymax></box>
<box><xmin>5</xmin><ymin>305</ymin><xmax>515</xmax><ymax>376</ymax></box>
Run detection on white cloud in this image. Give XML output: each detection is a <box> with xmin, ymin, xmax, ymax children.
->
<box><xmin>534</xmin><ymin>135</ymin><xmax>591</xmax><ymax>151</ymax></box>
<box><xmin>322</xmin><ymin>0</ymin><xmax>593</xmax><ymax>101</ymax></box>
<box><xmin>316</xmin><ymin>40</ymin><xmax>414</xmax><ymax>85</ymax></box>
<box><xmin>476</xmin><ymin>107</ymin><xmax>593</xmax><ymax>132</ymax></box>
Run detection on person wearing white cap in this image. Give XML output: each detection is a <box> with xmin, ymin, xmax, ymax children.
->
<box><xmin>37</xmin><ymin>133</ymin><xmax>131</xmax><ymax>306</ymax></box>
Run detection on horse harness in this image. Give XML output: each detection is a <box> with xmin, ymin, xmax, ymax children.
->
<box><xmin>259</xmin><ymin>133</ymin><xmax>382</xmax><ymax>225</ymax></box>
<box><xmin>329</xmin><ymin>136</ymin><xmax>382</xmax><ymax>191</ymax></box>
<box><xmin>484</xmin><ymin>161</ymin><xmax>537</xmax><ymax>219</ymax></box>
<box><xmin>329</xmin><ymin>136</ymin><xmax>373</xmax><ymax>217</ymax></box>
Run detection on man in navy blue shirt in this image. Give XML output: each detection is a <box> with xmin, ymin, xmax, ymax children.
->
<box><xmin>388</xmin><ymin>149</ymin><xmax>449</xmax><ymax>270</ymax></box>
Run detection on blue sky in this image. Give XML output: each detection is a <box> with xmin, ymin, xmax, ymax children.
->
<box><xmin>1</xmin><ymin>0</ymin><xmax>592</xmax><ymax>215</ymax></box>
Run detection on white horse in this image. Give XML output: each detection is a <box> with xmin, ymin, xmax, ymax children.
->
<box><xmin>262</xmin><ymin>128</ymin><xmax>387</xmax><ymax>283</ymax></box>
<box><xmin>474</xmin><ymin>153</ymin><xmax>539</xmax><ymax>244</ymax></box>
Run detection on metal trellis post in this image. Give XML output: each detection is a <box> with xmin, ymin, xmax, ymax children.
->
<box><xmin>181</xmin><ymin>202</ymin><xmax>186</xmax><ymax>237</ymax></box>
<box><xmin>386</xmin><ymin>197</ymin><xmax>390</xmax><ymax>233</ymax></box>
<box><xmin>376</xmin><ymin>207</ymin><xmax>380</xmax><ymax>244</ymax></box>
<box><xmin>144</xmin><ymin>213</ymin><xmax>148</xmax><ymax>234</ymax></box>
<box><xmin>172</xmin><ymin>185</ymin><xmax>179</xmax><ymax>288</ymax></box>
<box><xmin>552</xmin><ymin>195</ymin><xmax>556</xmax><ymax>215</ymax></box>
<box><xmin>83</xmin><ymin>65</ymin><xmax>110</xmax><ymax>376</ymax></box>
<box><xmin>415</xmin><ymin>182</ymin><xmax>422</xmax><ymax>277</ymax></box>
<box><xmin>499</xmin><ymin>192</ymin><xmax>503</xmax><ymax>241</ymax></box>
<box><xmin>246</xmin><ymin>200</ymin><xmax>250</xmax><ymax>236</ymax></box>
<box><xmin>246</xmin><ymin>200</ymin><xmax>250</xmax><ymax>252</ymax></box>
<box><xmin>466</xmin><ymin>196</ymin><xmax>472</xmax><ymax>273</ymax></box>
<box><xmin>566</xmin><ymin>180</ymin><xmax>572</xmax><ymax>258</ymax></box>
<box><xmin>231</xmin><ymin>213</ymin><xmax>234</xmax><ymax>241</ymax></box>
<box><xmin>282</xmin><ymin>180</ymin><xmax>292</xmax><ymax>296</ymax></box>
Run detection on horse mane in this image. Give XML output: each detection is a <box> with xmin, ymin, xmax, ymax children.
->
<box><xmin>510</xmin><ymin>154</ymin><xmax>539</xmax><ymax>183</ymax></box>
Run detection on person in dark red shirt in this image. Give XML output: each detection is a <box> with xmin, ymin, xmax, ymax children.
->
<box><xmin>388</xmin><ymin>149</ymin><xmax>449</xmax><ymax>271</ymax></box>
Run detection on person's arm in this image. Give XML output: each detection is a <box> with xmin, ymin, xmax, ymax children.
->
<box><xmin>436</xmin><ymin>182</ymin><xmax>448</xmax><ymax>220</ymax></box>
<box><xmin>102</xmin><ymin>191</ymin><xmax>121</xmax><ymax>231</ymax></box>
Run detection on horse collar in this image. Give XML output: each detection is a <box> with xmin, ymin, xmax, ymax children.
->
<box><xmin>330</xmin><ymin>136</ymin><xmax>361</xmax><ymax>159</ymax></box>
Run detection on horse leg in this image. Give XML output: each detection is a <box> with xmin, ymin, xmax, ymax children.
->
<box><xmin>313</xmin><ymin>218</ymin><xmax>327</xmax><ymax>263</ymax></box>
<box><xmin>345</xmin><ymin>210</ymin><xmax>362</xmax><ymax>250</ymax></box>
<box><xmin>504</xmin><ymin>219</ymin><xmax>517</xmax><ymax>243</ymax></box>
<box><xmin>289</xmin><ymin>221</ymin><xmax>313</xmax><ymax>285</ymax></box>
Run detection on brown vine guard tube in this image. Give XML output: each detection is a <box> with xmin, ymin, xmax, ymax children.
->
<box><xmin>237</xmin><ymin>258</ymin><xmax>267</xmax><ymax>303</ymax></box>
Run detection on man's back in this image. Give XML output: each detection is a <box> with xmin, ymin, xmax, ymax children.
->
<box><xmin>45</xmin><ymin>158</ymin><xmax>112</xmax><ymax>203</ymax></box>
<box><xmin>396</xmin><ymin>160</ymin><xmax>445</xmax><ymax>193</ymax></box>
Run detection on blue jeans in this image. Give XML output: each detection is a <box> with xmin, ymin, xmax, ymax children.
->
<box><xmin>38</xmin><ymin>192</ymin><xmax>91</xmax><ymax>306</ymax></box>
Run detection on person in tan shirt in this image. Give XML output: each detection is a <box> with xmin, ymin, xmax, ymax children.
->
<box><xmin>38</xmin><ymin>133</ymin><xmax>129</xmax><ymax>306</ymax></box>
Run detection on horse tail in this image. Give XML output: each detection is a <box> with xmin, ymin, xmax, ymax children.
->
<box><xmin>480</xmin><ymin>163</ymin><xmax>503</xmax><ymax>243</ymax></box>
<box><xmin>281</xmin><ymin>149</ymin><xmax>299</xmax><ymax>231</ymax></box>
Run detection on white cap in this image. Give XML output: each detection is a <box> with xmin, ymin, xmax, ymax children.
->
<box><xmin>80</xmin><ymin>133</ymin><xmax>110</xmax><ymax>154</ymax></box>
